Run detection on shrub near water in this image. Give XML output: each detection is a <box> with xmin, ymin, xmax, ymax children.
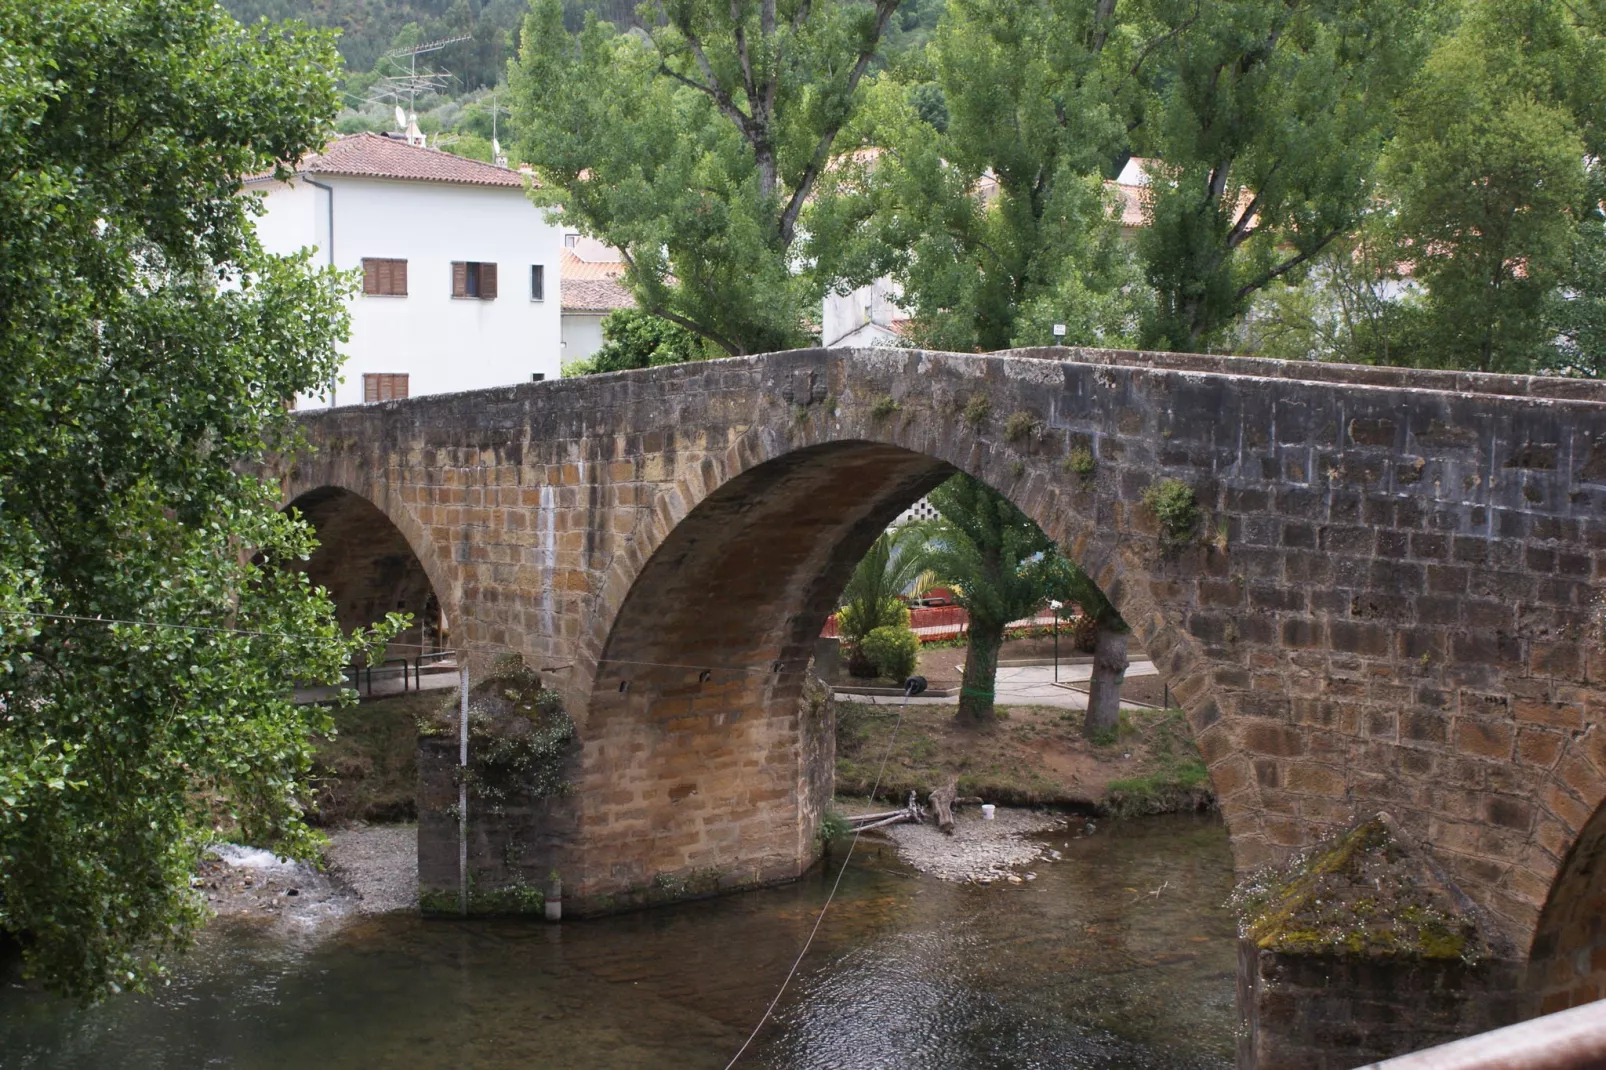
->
<box><xmin>862</xmin><ymin>624</ymin><xmax>920</xmax><ymax>681</ymax></box>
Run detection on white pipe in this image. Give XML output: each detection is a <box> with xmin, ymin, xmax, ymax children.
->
<box><xmin>1359</xmin><ymin>1002</ymin><xmax>1606</xmax><ymax>1070</ymax></box>
<box><xmin>458</xmin><ymin>659</ymin><xmax>468</xmax><ymax>916</ymax></box>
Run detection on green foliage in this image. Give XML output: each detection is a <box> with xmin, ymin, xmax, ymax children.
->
<box><xmin>1134</xmin><ymin>0</ymin><xmax>1443</xmax><ymax>351</ymax></box>
<box><xmin>564</xmin><ymin>309</ymin><xmax>707</xmax><ymax>376</ymax></box>
<box><xmin>0</xmin><ymin>0</ymin><xmax>396</xmax><ymax>998</ymax></box>
<box><xmin>862</xmin><ymin>624</ymin><xmax>920</xmax><ymax>680</ymax></box>
<box><xmin>962</xmin><ymin>394</ymin><xmax>991</xmax><ymax>428</ymax></box>
<box><xmin>923</xmin><ymin>474</ymin><xmax>1062</xmax><ymax>720</ymax></box>
<box><xmin>1003</xmin><ymin>411</ymin><xmax>1040</xmax><ymax>442</ymax></box>
<box><xmin>816</xmin><ymin>0</ymin><xmax>1144</xmax><ymax>353</ymax></box>
<box><xmin>1101</xmin><ymin>709</ymin><xmax>1210</xmax><ymax>817</ymax></box>
<box><xmin>870</xmin><ymin>394</ymin><xmax>901</xmax><ymax>420</ymax></box>
<box><xmin>510</xmin><ymin>0</ymin><xmax>904</xmax><ymax>355</ymax></box>
<box><xmin>1142</xmin><ymin>478</ymin><xmax>1198</xmax><ymax>543</ymax></box>
<box><xmin>817</xmin><ymin>809</ymin><xmax>852</xmax><ymax>845</ymax></box>
<box><xmin>1064</xmin><ymin>446</ymin><xmax>1096</xmax><ymax>478</ymax></box>
<box><xmin>1377</xmin><ymin>0</ymin><xmax>1606</xmax><ymax>374</ymax></box>
<box><xmin>430</xmin><ymin>663</ymin><xmax>577</xmax><ymax>814</ymax></box>
<box><xmin>837</xmin><ymin>527</ymin><xmax>930</xmax><ymax>647</ymax></box>
<box><xmin>222</xmin><ymin>1</ymin><xmax>527</xmax><ymax>91</ymax></box>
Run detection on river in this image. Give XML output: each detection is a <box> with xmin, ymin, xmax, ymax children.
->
<box><xmin>0</xmin><ymin>814</ymin><xmax>1237</xmax><ymax>1069</ymax></box>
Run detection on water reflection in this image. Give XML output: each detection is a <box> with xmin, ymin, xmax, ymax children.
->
<box><xmin>0</xmin><ymin>814</ymin><xmax>1236</xmax><ymax>1069</ymax></box>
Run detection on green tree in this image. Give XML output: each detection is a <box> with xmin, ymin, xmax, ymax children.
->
<box><xmin>921</xmin><ymin>475</ymin><xmax>1055</xmax><ymax>723</ymax></box>
<box><xmin>1379</xmin><ymin>0</ymin><xmax>1606</xmax><ymax>373</ymax></box>
<box><xmin>0</xmin><ymin>0</ymin><xmax>394</xmax><ymax>998</ymax></box>
<box><xmin>817</xmin><ymin>0</ymin><xmax>1145</xmax><ymax>352</ymax></box>
<box><xmin>564</xmin><ymin>309</ymin><xmax>708</xmax><ymax>376</ymax></box>
<box><xmin>510</xmin><ymin>0</ymin><xmax>903</xmax><ymax>355</ymax></box>
<box><xmin>1136</xmin><ymin>0</ymin><xmax>1443</xmax><ymax>351</ymax></box>
<box><xmin>1042</xmin><ymin>557</ymin><xmax>1129</xmax><ymax>741</ymax></box>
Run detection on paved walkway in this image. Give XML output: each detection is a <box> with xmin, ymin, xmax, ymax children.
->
<box><xmin>832</xmin><ymin>660</ymin><xmax>1159</xmax><ymax>709</ymax></box>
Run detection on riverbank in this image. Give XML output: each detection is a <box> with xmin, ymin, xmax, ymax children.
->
<box><xmin>835</xmin><ymin>699</ymin><xmax>1212</xmax><ymax>816</ymax></box>
<box><xmin>198</xmin><ymin>824</ymin><xmax>419</xmax><ymax>926</ymax></box>
<box><xmin>849</xmin><ymin>803</ymin><xmax>1074</xmax><ymax>883</ymax></box>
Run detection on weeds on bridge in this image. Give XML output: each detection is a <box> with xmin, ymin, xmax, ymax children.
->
<box><xmin>1143</xmin><ymin>477</ymin><xmax>1199</xmax><ymax>545</ymax></box>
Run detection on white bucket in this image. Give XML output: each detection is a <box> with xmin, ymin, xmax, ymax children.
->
<box><xmin>981</xmin><ymin>803</ymin><xmax>996</xmax><ymax>820</ymax></box>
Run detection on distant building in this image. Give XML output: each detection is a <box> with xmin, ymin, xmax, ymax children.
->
<box><xmin>559</xmin><ymin>234</ymin><xmax>634</xmax><ymax>365</ymax></box>
<box><xmin>249</xmin><ymin>133</ymin><xmax>565</xmax><ymax>407</ymax></box>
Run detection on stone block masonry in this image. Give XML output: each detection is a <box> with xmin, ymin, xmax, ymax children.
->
<box><xmin>284</xmin><ymin>345</ymin><xmax>1606</xmax><ymax>1044</ymax></box>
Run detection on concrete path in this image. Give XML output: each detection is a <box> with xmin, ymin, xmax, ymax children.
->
<box><xmin>832</xmin><ymin>660</ymin><xmax>1158</xmax><ymax>709</ymax></box>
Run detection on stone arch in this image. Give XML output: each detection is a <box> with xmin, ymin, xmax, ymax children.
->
<box><xmin>568</xmin><ymin>405</ymin><xmax>1246</xmax><ymax>901</ymax></box>
<box><xmin>1527</xmin><ymin>793</ymin><xmax>1606</xmax><ymax>1014</ymax></box>
<box><xmin>283</xmin><ymin>485</ymin><xmax>455</xmax><ymax>662</ymax></box>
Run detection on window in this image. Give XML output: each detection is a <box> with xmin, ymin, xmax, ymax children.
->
<box><xmin>452</xmin><ymin>261</ymin><xmax>498</xmax><ymax>300</ymax></box>
<box><xmin>531</xmin><ymin>264</ymin><xmax>545</xmax><ymax>302</ymax></box>
<box><xmin>362</xmin><ymin>258</ymin><xmax>408</xmax><ymax>296</ymax></box>
<box><xmin>363</xmin><ymin>373</ymin><xmax>409</xmax><ymax>403</ymax></box>
<box><xmin>564</xmin><ymin>233</ymin><xmax>580</xmax><ymax>248</ymax></box>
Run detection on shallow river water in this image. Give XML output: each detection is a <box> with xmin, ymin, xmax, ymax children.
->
<box><xmin>0</xmin><ymin>814</ymin><xmax>1238</xmax><ymax>1069</ymax></box>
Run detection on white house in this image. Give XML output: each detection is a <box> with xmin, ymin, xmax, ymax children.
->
<box><xmin>248</xmin><ymin>133</ymin><xmax>566</xmax><ymax>406</ymax></box>
<box><xmin>559</xmin><ymin>234</ymin><xmax>634</xmax><ymax>365</ymax></box>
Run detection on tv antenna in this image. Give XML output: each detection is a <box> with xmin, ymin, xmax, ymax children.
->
<box><xmin>368</xmin><ymin>33</ymin><xmax>471</xmax><ymax>137</ymax></box>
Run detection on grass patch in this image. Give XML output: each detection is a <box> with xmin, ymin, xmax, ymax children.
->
<box><xmin>1099</xmin><ymin>708</ymin><xmax>1211</xmax><ymax>816</ymax></box>
<box><xmin>309</xmin><ymin>689</ymin><xmax>447</xmax><ymax>825</ymax></box>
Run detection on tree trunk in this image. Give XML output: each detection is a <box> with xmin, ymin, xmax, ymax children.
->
<box><xmin>957</xmin><ymin>616</ymin><xmax>1005</xmax><ymax>724</ymax></box>
<box><xmin>929</xmin><ymin>778</ymin><xmax>958</xmax><ymax>834</ymax></box>
<box><xmin>1082</xmin><ymin>622</ymin><xmax>1129</xmax><ymax>742</ymax></box>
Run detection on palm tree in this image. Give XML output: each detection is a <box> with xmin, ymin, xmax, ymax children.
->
<box><xmin>837</xmin><ymin>523</ymin><xmax>933</xmax><ymax>674</ymax></box>
<box><xmin>921</xmin><ymin>474</ymin><xmax>1057</xmax><ymax>723</ymax></box>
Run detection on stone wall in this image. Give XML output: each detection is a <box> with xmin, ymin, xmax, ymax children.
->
<box><xmin>285</xmin><ymin>346</ymin><xmax>1606</xmax><ymax>960</ymax></box>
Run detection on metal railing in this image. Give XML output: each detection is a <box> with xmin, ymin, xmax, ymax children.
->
<box><xmin>1361</xmin><ymin>1001</ymin><xmax>1606</xmax><ymax>1070</ymax></box>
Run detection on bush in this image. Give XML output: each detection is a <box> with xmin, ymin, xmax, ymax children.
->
<box><xmin>1143</xmin><ymin>477</ymin><xmax>1198</xmax><ymax>542</ymax></box>
<box><xmin>1068</xmin><ymin>613</ymin><xmax>1100</xmax><ymax>653</ymax></box>
<box><xmin>862</xmin><ymin>624</ymin><xmax>920</xmax><ymax>681</ymax></box>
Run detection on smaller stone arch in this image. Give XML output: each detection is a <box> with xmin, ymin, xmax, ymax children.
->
<box><xmin>1527</xmin><ymin>793</ymin><xmax>1606</xmax><ymax>1014</ymax></box>
<box><xmin>283</xmin><ymin>485</ymin><xmax>454</xmax><ymax>662</ymax></box>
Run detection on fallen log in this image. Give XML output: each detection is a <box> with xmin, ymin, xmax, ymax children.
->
<box><xmin>930</xmin><ymin>777</ymin><xmax>959</xmax><ymax>834</ymax></box>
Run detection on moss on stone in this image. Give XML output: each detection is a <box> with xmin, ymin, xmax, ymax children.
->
<box><xmin>1231</xmin><ymin>814</ymin><xmax>1485</xmax><ymax>963</ymax></box>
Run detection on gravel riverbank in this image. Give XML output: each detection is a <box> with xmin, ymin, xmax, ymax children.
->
<box><xmin>869</xmin><ymin>806</ymin><xmax>1080</xmax><ymax>883</ymax></box>
<box><xmin>199</xmin><ymin>823</ymin><xmax>418</xmax><ymax>927</ymax></box>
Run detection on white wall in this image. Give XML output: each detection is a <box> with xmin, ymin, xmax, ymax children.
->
<box><xmin>823</xmin><ymin>276</ymin><xmax>906</xmax><ymax>348</ymax></box>
<box><xmin>561</xmin><ymin>311</ymin><xmax>607</xmax><ymax>365</ymax></box>
<box><xmin>255</xmin><ymin>175</ymin><xmax>565</xmax><ymax>406</ymax></box>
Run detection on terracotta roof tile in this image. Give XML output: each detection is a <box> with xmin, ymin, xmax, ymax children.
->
<box><xmin>562</xmin><ymin>276</ymin><xmax>635</xmax><ymax>313</ymax></box>
<box><xmin>560</xmin><ymin>248</ymin><xmax>628</xmax><ymax>281</ymax></box>
<box><xmin>255</xmin><ymin>133</ymin><xmax>527</xmax><ymax>189</ymax></box>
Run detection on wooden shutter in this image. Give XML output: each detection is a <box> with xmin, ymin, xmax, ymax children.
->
<box><xmin>361</xmin><ymin>258</ymin><xmax>407</xmax><ymax>295</ymax></box>
<box><xmin>363</xmin><ymin>373</ymin><xmax>409</xmax><ymax>402</ymax></box>
<box><xmin>452</xmin><ymin>261</ymin><xmax>468</xmax><ymax>297</ymax></box>
<box><xmin>479</xmin><ymin>262</ymin><xmax>497</xmax><ymax>299</ymax></box>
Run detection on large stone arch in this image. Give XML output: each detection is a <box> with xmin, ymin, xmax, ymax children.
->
<box><xmin>561</xmin><ymin>352</ymin><xmax>1260</xmax><ymax>905</ymax></box>
<box><xmin>1528</xmin><ymin>790</ymin><xmax>1606</xmax><ymax>1014</ymax></box>
<box><xmin>281</xmin><ymin>481</ymin><xmax>458</xmax><ymax>663</ymax></box>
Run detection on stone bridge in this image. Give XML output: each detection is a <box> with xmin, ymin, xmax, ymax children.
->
<box><xmin>283</xmin><ymin>346</ymin><xmax>1606</xmax><ymax>1023</ymax></box>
